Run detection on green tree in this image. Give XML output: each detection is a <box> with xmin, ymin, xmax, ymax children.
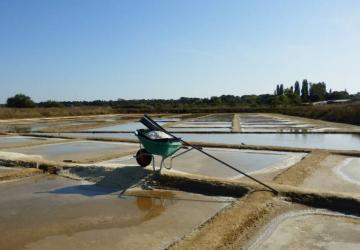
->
<box><xmin>210</xmin><ymin>96</ymin><xmax>222</xmax><ymax>105</ymax></box>
<box><xmin>256</xmin><ymin>94</ymin><xmax>274</xmax><ymax>105</ymax></box>
<box><xmin>279</xmin><ymin>84</ymin><xmax>284</xmax><ymax>95</ymax></box>
<box><xmin>274</xmin><ymin>95</ymin><xmax>289</xmax><ymax>106</ymax></box>
<box><xmin>276</xmin><ymin>85</ymin><xmax>280</xmax><ymax>96</ymax></box>
<box><xmin>286</xmin><ymin>92</ymin><xmax>301</xmax><ymax>105</ymax></box>
<box><xmin>309</xmin><ymin>82</ymin><xmax>327</xmax><ymax>102</ymax></box>
<box><xmin>284</xmin><ymin>88</ymin><xmax>292</xmax><ymax>95</ymax></box>
<box><xmin>240</xmin><ymin>95</ymin><xmax>257</xmax><ymax>105</ymax></box>
<box><xmin>301</xmin><ymin>79</ymin><xmax>309</xmax><ymax>102</ymax></box>
<box><xmin>6</xmin><ymin>94</ymin><xmax>36</xmax><ymax>108</ymax></box>
<box><xmin>327</xmin><ymin>91</ymin><xmax>349</xmax><ymax>100</ymax></box>
<box><xmin>294</xmin><ymin>81</ymin><xmax>300</xmax><ymax>96</ymax></box>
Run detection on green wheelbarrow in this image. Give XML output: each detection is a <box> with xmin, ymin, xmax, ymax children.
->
<box><xmin>134</xmin><ymin>129</ymin><xmax>197</xmax><ymax>171</ymax></box>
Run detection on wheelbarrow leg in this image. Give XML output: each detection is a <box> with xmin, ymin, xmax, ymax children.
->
<box><xmin>159</xmin><ymin>157</ymin><xmax>166</xmax><ymax>172</ymax></box>
<box><xmin>152</xmin><ymin>155</ymin><xmax>156</xmax><ymax>171</ymax></box>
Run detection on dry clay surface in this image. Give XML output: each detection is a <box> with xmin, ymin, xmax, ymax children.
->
<box><xmin>300</xmin><ymin>155</ymin><xmax>360</xmax><ymax>194</ymax></box>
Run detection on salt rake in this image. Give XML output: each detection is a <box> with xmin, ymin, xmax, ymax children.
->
<box><xmin>136</xmin><ymin>115</ymin><xmax>278</xmax><ymax>194</ymax></box>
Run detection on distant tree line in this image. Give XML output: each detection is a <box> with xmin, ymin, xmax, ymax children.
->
<box><xmin>274</xmin><ymin>79</ymin><xmax>351</xmax><ymax>104</ymax></box>
<box><xmin>5</xmin><ymin>83</ymin><xmax>358</xmax><ymax>109</ymax></box>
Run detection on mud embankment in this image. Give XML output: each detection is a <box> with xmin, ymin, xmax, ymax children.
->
<box><xmin>0</xmin><ymin>167</ymin><xmax>43</xmax><ymax>182</ymax></box>
<box><xmin>168</xmin><ymin>191</ymin><xmax>275</xmax><ymax>250</ymax></box>
<box><xmin>153</xmin><ymin>171</ymin><xmax>360</xmax><ymax>212</ymax></box>
<box><xmin>273</xmin><ymin>150</ymin><xmax>329</xmax><ymax>185</ymax></box>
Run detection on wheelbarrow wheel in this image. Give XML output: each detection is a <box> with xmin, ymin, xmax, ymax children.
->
<box><xmin>136</xmin><ymin>149</ymin><xmax>152</xmax><ymax>167</ymax></box>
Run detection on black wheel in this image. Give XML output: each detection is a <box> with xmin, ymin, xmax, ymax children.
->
<box><xmin>136</xmin><ymin>149</ymin><xmax>152</xmax><ymax>167</ymax></box>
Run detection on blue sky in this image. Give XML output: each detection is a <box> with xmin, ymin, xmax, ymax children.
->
<box><xmin>1</xmin><ymin>0</ymin><xmax>359</xmax><ymax>103</ymax></box>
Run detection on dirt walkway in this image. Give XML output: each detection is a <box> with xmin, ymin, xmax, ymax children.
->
<box><xmin>232</xmin><ymin>114</ymin><xmax>241</xmax><ymax>132</ymax></box>
<box><xmin>163</xmin><ymin>114</ymin><xmax>213</xmax><ymax>128</ymax></box>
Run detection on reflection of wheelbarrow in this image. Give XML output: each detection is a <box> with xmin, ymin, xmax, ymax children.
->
<box><xmin>134</xmin><ymin>129</ymin><xmax>199</xmax><ymax>171</ymax></box>
<box><xmin>134</xmin><ymin>115</ymin><xmax>278</xmax><ymax>194</ymax></box>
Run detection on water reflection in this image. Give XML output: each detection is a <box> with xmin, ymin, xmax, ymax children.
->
<box><xmin>135</xmin><ymin>191</ymin><xmax>175</xmax><ymax>221</ymax></box>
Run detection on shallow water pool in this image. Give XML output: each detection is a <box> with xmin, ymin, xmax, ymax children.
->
<box><xmin>3</xmin><ymin>141</ymin><xmax>138</xmax><ymax>162</ymax></box>
<box><xmin>168</xmin><ymin>127</ymin><xmax>231</xmax><ymax>132</ymax></box>
<box><xmin>0</xmin><ymin>175</ymin><xmax>230</xmax><ymax>250</ymax></box>
<box><xmin>178</xmin><ymin>133</ymin><xmax>360</xmax><ymax>150</ymax></box>
<box><xmin>0</xmin><ymin>136</ymin><xmax>56</xmax><ymax>147</ymax></box>
<box><xmin>249</xmin><ymin>210</ymin><xmax>360</xmax><ymax>250</ymax></box>
<box><xmin>84</xmin><ymin>121</ymin><xmax>167</xmax><ymax>132</ymax></box>
<box><xmin>103</xmin><ymin>148</ymin><xmax>303</xmax><ymax>179</ymax></box>
<box><xmin>31</xmin><ymin>133</ymin><xmax>360</xmax><ymax>151</ymax></box>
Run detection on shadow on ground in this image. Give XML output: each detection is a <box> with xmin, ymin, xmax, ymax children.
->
<box><xmin>51</xmin><ymin>165</ymin><xmax>154</xmax><ymax>196</ymax></box>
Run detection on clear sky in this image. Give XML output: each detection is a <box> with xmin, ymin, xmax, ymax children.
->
<box><xmin>1</xmin><ymin>0</ymin><xmax>359</xmax><ymax>103</ymax></box>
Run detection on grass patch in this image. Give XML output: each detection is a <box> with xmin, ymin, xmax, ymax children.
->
<box><xmin>0</xmin><ymin>106</ymin><xmax>114</xmax><ymax>119</ymax></box>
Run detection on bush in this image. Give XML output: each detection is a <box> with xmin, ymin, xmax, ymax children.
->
<box><xmin>39</xmin><ymin>100</ymin><xmax>64</xmax><ymax>108</ymax></box>
<box><xmin>6</xmin><ymin>94</ymin><xmax>36</xmax><ymax>108</ymax></box>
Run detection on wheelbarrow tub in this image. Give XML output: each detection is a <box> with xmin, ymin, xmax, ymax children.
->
<box><xmin>136</xmin><ymin>130</ymin><xmax>182</xmax><ymax>158</ymax></box>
